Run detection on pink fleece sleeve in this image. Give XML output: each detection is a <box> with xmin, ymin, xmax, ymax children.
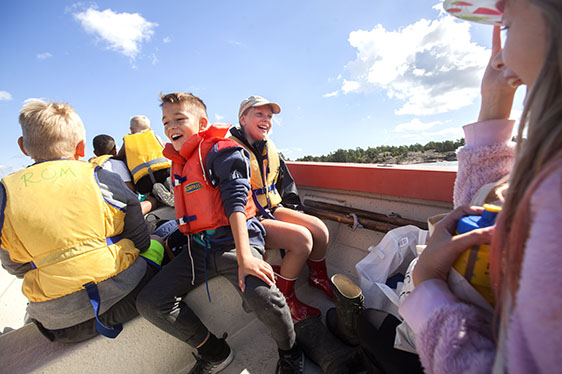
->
<box><xmin>463</xmin><ymin>119</ymin><xmax>515</xmax><ymax>148</ymax></box>
<box><xmin>399</xmin><ymin>279</ymin><xmax>458</xmax><ymax>334</ymax></box>
<box><xmin>454</xmin><ymin>119</ymin><xmax>516</xmax><ymax>207</ymax></box>
<box><xmin>400</xmin><ymin>280</ymin><xmax>496</xmax><ymax>374</ymax></box>
<box><xmin>507</xmin><ymin>166</ymin><xmax>562</xmax><ymax>374</ymax></box>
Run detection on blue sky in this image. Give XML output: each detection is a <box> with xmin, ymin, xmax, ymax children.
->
<box><xmin>0</xmin><ymin>0</ymin><xmax>525</xmax><ymax>177</ymax></box>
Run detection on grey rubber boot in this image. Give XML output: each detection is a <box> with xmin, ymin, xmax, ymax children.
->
<box><xmin>326</xmin><ymin>274</ymin><xmax>365</xmax><ymax>346</ymax></box>
<box><xmin>294</xmin><ymin>316</ymin><xmax>364</xmax><ymax>374</ymax></box>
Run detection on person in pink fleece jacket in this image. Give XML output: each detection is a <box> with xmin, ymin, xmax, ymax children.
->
<box><xmin>399</xmin><ymin>1</ymin><xmax>562</xmax><ymax>373</ymax></box>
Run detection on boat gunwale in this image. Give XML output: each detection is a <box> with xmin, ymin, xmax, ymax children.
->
<box><xmin>287</xmin><ymin>161</ymin><xmax>456</xmax><ymax>203</ymax></box>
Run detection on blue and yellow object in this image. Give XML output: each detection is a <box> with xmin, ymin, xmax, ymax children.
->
<box><xmin>453</xmin><ymin>204</ymin><xmax>501</xmax><ymax>306</ymax></box>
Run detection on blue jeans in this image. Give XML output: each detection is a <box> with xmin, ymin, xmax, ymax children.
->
<box><xmin>136</xmin><ymin>241</ymin><xmax>295</xmax><ymax>350</ymax></box>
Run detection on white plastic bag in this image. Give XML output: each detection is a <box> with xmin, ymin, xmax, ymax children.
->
<box><xmin>355</xmin><ymin>225</ymin><xmax>428</xmax><ymax>318</ymax></box>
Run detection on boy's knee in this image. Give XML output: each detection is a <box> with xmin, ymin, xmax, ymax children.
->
<box><xmin>309</xmin><ymin>217</ymin><xmax>329</xmax><ymax>244</ymax></box>
<box><xmin>293</xmin><ymin>226</ymin><xmax>314</xmax><ymax>251</ymax></box>
<box><xmin>135</xmin><ymin>287</ymin><xmax>157</xmax><ymax>316</ymax></box>
<box><xmin>244</xmin><ymin>276</ymin><xmax>287</xmax><ymax>310</ymax></box>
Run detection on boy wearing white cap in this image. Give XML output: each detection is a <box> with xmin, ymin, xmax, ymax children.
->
<box><xmin>231</xmin><ymin>95</ymin><xmax>332</xmax><ymax>322</ymax></box>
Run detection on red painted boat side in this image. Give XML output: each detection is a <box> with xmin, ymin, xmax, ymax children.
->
<box><xmin>287</xmin><ymin>162</ymin><xmax>456</xmax><ymax>202</ymax></box>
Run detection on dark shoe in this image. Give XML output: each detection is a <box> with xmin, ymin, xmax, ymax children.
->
<box><xmin>276</xmin><ymin>346</ymin><xmax>304</xmax><ymax>374</ymax></box>
<box><xmin>295</xmin><ymin>316</ymin><xmax>364</xmax><ymax>374</ymax></box>
<box><xmin>188</xmin><ymin>346</ymin><xmax>233</xmax><ymax>374</ymax></box>
<box><xmin>326</xmin><ymin>274</ymin><xmax>365</xmax><ymax>346</ymax></box>
<box><xmin>153</xmin><ymin>182</ymin><xmax>174</xmax><ymax>207</ymax></box>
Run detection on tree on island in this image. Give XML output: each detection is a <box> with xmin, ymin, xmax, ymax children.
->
<box><xmin>293</xmin><ymin>138</ymin><xmax>465</xmax><ymax>164</ymax></box>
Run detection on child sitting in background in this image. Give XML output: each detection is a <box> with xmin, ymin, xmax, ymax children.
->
<box><xmin>91</xmin><ymin>134</ymin><xmax>157</xmax><ymax>215</ymax></box>
<box><xmin>230</xmin><ymin>95</ymin><xmax>332</xmax><ymax>322</ymax></box>
<box><xmin>118</xmin><ymin>115</ymin><xmax>174</xmax><ymax>206</ymax></box>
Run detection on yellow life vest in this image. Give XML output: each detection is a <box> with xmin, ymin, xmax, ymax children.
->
<box><xmin>90</xmin><ymin>154</ymin><xmax>112</xmax><ymax>167</ymax></box>
<box><xmin>231</xmin><ymin>136</ymin><xmax>282</xmax><ymax>210</ymax></box>
<box><xmin>124</xmin><ymin>130</ymin><xmax>171</xmax><ymax>183</ymax></box>
<box><xmin>0</xmin><ymin>160</ymin><xmax>139</xmax><ymax>302</ymax></box>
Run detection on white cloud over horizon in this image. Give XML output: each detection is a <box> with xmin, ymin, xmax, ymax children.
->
<box><xmin>278</xmin><ymin>147</ymin><xmax>303</xmax><ymax>159</ymax></box>
<box><xmin>73</xmin><ymin>8</ymin><xmax>157</xmax><ymax>60</ymax></box>
<box><xmin>0</xmin><ymin>91</ymin><xmax>13</xmax><ymax>101</ymax></box>
<box><xmin>395</xmin><ymin>118</ymin><xmax>441</xmax><ymax>132</ymax></box>
<box><xmin>396</xmin><ymin>126</ymin><xmax>464</xmax><ymax>144</ymax></box>
<box><xmin>341</xmin><ymin>16</ymin><xmax>489</xmax><ymax>116</ymax></box>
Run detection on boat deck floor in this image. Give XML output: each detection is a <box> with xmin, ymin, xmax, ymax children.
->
<box><xmin>0</xmin><ymin>266</ymin><xmax>343</xmax><ymax>374</ymax></box>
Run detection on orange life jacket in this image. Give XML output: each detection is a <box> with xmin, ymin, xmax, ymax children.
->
<box><xmin>162</xmin><ymin>124</ymin><xmax>256</xmax><ymax>235</ymax></box>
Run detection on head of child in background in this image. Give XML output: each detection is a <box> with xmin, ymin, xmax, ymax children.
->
<box><xmin>92</xmin><ymin>134</ymin><xmax>117</xmax><ymax>157</ymax></box>
<box><xmin>18</xmin><ymin>99</ymin><xmax>86</xmax><ymax>162</ymax></box>
<box><xmin>238</xmin><ymin>95</ymin><xmax>281</xmax><ymax>145</ymax></box>
<box><xmin>129</xmin><ymin>115</ymin><xmax>151</xmax><ymax>134</ymax></box>
<box><xmin>159</xmin><ymin>92</ymin><xmax>208</xmax><ymax>152</ymax></box>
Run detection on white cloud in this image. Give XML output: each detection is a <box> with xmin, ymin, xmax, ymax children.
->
<box><xmin>0</xmin><ymin>91</ymin><xmax>13</xmax><ymax>101</ymax></box>
<box><xmin>395</xmin><ymin>118</ymin><xmax>441</xmax><ymax>132</ymax></box>
<box><xmin>214</xmin><ymin>113</ymin><xmax>224</xmax><ymax>121</ymax></box>
<box><xmin>343</xmin><ymin>16</ymin><xmax>489</xmax><ymax>115</ymax></box>
<box><xmin>323</xmin><ymin>91</ymin><xmax>339</xmax><ymax>98</ymax></box>
<box><xmin>341</xmin><ymin>79</ymin><xmax>360</xmax><ymax>94</ymax></box>
<box><xmin>149</xmin><ymin>53</ymin><xmax>158</xmax><ymax>65</ymax></box>
<box><xmin>37</xmin><ymin>52</ymin><xmax>53</xmax><ymax>60</ymax></box>
<box><xmin>163</xmin><ymin>36</ymin><xmax>171</xmax><ymax>43</ymax></box>
<box><xmin>0</xmin><ymin>155</ymin><xmax>31</xmax><ymax>178</ymax></box>
<box><xmin>396</xmin><ymin>126</ymin><xmax>464</xmax><ymax>144</ymax></box>
<box><xmin>74</xmin><ymin>8</ymin><xmax>157</xmax><ymax>59</ymax></box>
<box><xmin>277</xmin><ymin>147</ymin><xmax>303</xmax><ymax>159</ymax></box>
<box><xmin>228</xmin><ymin>40</ymin><xmax>246</xmax><ymax>48</ymax></box>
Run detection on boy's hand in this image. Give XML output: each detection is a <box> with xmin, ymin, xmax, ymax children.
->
<box><xmin>228</xmin><ymin>211</ymin><xmax>275</xmax><ymax>292</ymax></box>
<box><xmin>237</xmin><ymin>256</ymin><xmax>275</xmax><ymax>292</ymax></box>
<box><xmin>413</xmin><ymin>206</ymin><xmax>494</xmax><ymax>286</ymax></box>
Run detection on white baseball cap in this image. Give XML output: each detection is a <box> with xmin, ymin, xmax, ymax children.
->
<box><xmin>238</xmin><ymin>95</ymin><xmax>281</xmax><ymax>120</ymax></box>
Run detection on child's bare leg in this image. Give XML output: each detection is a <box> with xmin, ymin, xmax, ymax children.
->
<box><xmin>273</xmin><ymin>207</ymin><xmax>333</xmax><ymax>299</ymax></box>
<box><xmin>273</xmin><ymin>207</ymin><xmax>329</xmax><ymax>260</ymax></box>
<box><xmin>262</xmin><ymin>219</ymin><xmax>312</xmax><ymax>279</ymax></box>
<box><xmin>262</xmin><ymin>218</ymin><xmax>320</xmax><ymax>321</ymax></box>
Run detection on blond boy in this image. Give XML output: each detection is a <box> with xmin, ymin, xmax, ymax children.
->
<box><xmin>0</xmin><ymin>100</ymin><xmax>155</xmax><ymax>342</ymax></box>
<box><xmin>136</xmin><ymin>92</ymin><xmax>303</xmax><ymax>374</ymax></box>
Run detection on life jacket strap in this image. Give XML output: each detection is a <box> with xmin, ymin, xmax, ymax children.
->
<box><xmin>147</xmin><ymin>167</ymin><xmax>157</xmax><ymax>185</ymax></box>
<box><xmin>252</xmin><ymin>183</ymin><xmax>276</xmax><ymax>196</ymax></box>
<box><xmin>250</xmin><ymin>193</ymin><xmax>285</xmax><ymax>258</ymax></box>
<box><xmin>173</xmin><ymin>174</ymin><xmax>187</xmax><ymax>186</ymax></box>
<box><xmin>130</xmin><ymin>158</ymin><xmax>170</xmax><ymax>178</ymax></box>
<box><xmin>252</xmin><ymin>192</ymin><xmax>276</xmax><ymax>220</ymax></box>
<box><xmin>202</xmin><ymin>234</ymin><xmax>212</xmax><ymax>303</ymax></box>
<box><xmin>83</xmin><ymin>282</ymin><xmax>123</xmax><ymax>339</ymax></box>
<box><xmin>177</xmin><ymin>215</ymin><xmax>197</xmax><ymax>226</ymax></box>
<box><xmin>106</xmin><ymin>235</ymin><xmax>121</xmax><ymax>246</ymax></box>
<box><xmin>0</xmin><ymin>183</ymin><xmax>6</xmax><ymax>247</ymax></box>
